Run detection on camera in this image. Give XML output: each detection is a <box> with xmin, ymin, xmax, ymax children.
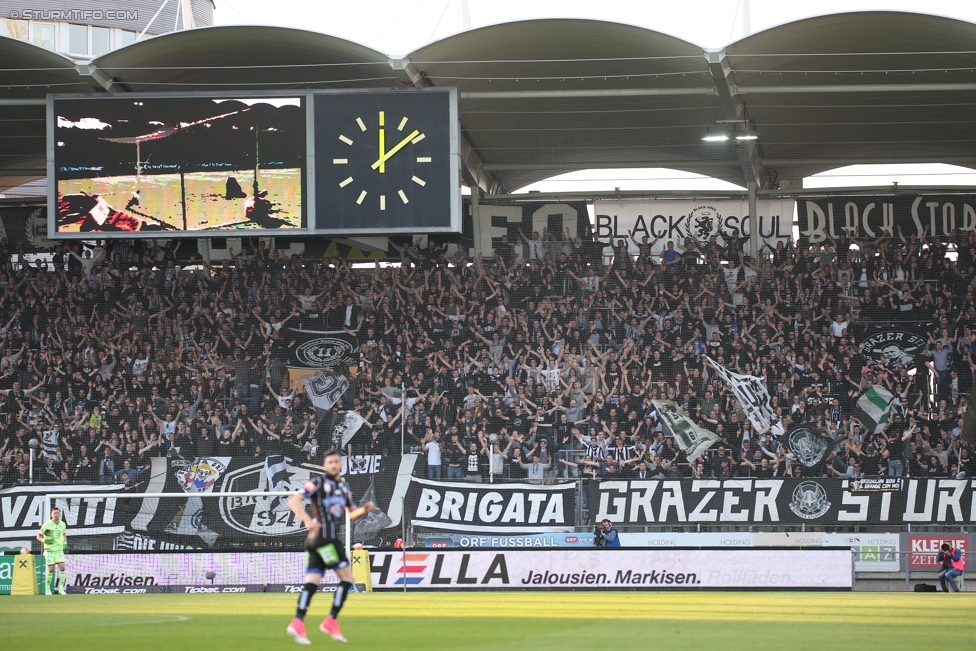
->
<box><xmin>593</xmin><ymin>524</ymin><xmax>605</xmax><ymax>548</ymax></box>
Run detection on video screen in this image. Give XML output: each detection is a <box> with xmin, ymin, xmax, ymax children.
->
<box><xmin>53</xmin><ymin>95</ymin><xmax>305</xmax><ymax>234</ymax></box>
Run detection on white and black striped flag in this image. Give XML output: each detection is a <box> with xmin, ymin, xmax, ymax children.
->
<box><xmin>705</xmin><ymin>356</ymin><xmax>785</xmax><ymax>437</ymax></box>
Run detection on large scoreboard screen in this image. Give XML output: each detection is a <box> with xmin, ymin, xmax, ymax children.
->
<box><xmin>50</xmin><ymin>93</ymin><xmax>306</xmax><ymax>237</ymax></box>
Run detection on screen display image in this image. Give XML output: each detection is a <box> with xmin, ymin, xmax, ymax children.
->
<box><xmin>53</xmin><ymin>95</ymin><xmax>305</xmax><ymax>234</ymax></box>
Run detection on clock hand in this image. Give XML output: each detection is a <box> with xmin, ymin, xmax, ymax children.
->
<box><xmin>370</xmin><ymin>130</ymin><xmax>420</xmax><ymax>170</ymax></box>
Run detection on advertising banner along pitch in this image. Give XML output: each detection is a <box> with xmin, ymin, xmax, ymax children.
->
<box><xmin>367</xmin><ymin>549</ymin><xmax>852</xmax><ymax>590</ymax></box>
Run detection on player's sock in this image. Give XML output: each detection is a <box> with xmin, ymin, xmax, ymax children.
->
<box><xmin>295</xmin><ymin>582</ymin><xmax>318</xmax><ymax>620</ymax></box>
<box><xmin>45</xmin><ymin>568</ymin><xmax>53</xmax><ymax>594</ymax></box>
<box><xmin>53</xmin><ymin>568</ymin><xmax>60</xmax><ymax>592</ymax></box>
<box><xmin>329</xmin><ymin>581</ymin><xmax>353</xmax><ymax>619</ymax></box>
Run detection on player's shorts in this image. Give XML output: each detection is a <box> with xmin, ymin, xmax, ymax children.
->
<box><xmin>305</xmin><ymin>538</ymin><xmax>349</xmax><ymax>573</ymax></box>
<box><xmin>44</xmin><ymin>549</ymin><xmax>65</xmax><ymax>565</ymax></box>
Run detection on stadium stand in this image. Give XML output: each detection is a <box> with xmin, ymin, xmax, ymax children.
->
<box><xmin>0</xmin><ymin>227</ymin><xmax>972</xmax><ymax>490</ymax></box>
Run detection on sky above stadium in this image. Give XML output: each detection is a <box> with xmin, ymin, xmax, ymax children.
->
<box><xmin>210</xmin><ymin>1</ymin><xmax>976</xmax><ymax>192</ymax></box>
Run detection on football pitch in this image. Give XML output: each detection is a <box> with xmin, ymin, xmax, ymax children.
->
<box><xmin>2</xmin><ymin>592</ymin><xmax>974</xmax><ymax>651</ymax></box>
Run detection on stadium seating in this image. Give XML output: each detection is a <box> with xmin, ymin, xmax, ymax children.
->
<box><xmin>0</xmin><ymin>230</ymin><xmax>972</xmax><ymax>490</ymax></box>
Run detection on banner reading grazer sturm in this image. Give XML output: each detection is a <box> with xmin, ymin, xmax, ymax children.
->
<box><xmin>367</xmin><ymin>549</ymin><xmax>852</xmax><ymax>590</ymax></box>
<box><xmin>593</xmin><ymin>200</ymin><xmax>794</xmax><ymax>257</ymax></box>
<box><xmin>705</xmin><ymin>356</ymin><xmax>784</xmax><ymax>436</ymax></box>
<box><xmin>652</xmin><ymin>399</ymin><xmax>719</xmax><ymax>462</ymax></box>
<box><xmin>590</xmin><ymin>478</ymin><xmax>976</xmax><ymax>526</ymax></box>
<box><xmin>406</xmin><ymin>478</ymin><xmax>576</xmax><ymax>533</ymax></box>
<box><xmin>797</xmin><ymin>194</ymin><xmax>976</xmax><ymax>245</ymax></box>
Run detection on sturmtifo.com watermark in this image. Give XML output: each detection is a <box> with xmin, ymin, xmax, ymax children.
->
<box><xmin>8</xmin><ymin>10</ymin><xmax>139</xmax><ymax>21</ymax></box>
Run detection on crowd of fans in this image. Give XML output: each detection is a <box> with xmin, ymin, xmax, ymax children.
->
<box><xmin>0</xmin><ymin>225</ymin><xmax>975</xmax><ymax>490</ymax></box>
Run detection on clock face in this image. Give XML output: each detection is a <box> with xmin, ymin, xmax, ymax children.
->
<box><xmin>313</xmin><ymin>89</ymin><xmax>458</xmax><ymax>233</ymax></box>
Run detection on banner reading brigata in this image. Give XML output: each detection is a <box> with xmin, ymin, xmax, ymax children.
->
<box><xmin>593</xmin><ymin>200</ymin><xmax>794</xmax><ymax>257</ymax></box>
<box><xmin>367</xmin><ymin>549</ymin><xmax>852</xmax><ymax>590</ymax></box>
<box><xmin>589</xmin><ymin>478</ymin><xmax>976</xmax><ymax>526</ymax></box>
<box><xmin>405</xmin><ymin>478</ymin><xmax>576</xmax><ymax>532</ymax></box>
<box><xmin>797</xmin><ymin>194</ymin><xmax>976</xmax><ymax>245</ymax></box>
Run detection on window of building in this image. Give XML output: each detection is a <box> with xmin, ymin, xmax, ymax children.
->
<box><xmin>4</xmin><ymin>18</ymin><xmax>28</xmax><ymax>40</ymax></box>
<box><xmin>68</xmin><ymin>23</ymin><xmax>89</xmax><ymax>54</ymax></box>
<box><xmin>116</xmin><ymin>29</ymin><xmax>136</xmax><ymax>49</ymax></box>
<box><xmin>31</xmin><ymin>22</ymin><xmax>56</xmax><ymax>51</ymax></box>
<box><xmin>91</xmin><ymin>26</ymin><xmax>110</xmax><ymax>56</ymax></box>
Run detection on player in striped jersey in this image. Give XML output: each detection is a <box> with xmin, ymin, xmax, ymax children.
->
<box><xmin>286</xmin><ymin>449</ymin><xmax>375</xmax><ymax>644</ymax></box>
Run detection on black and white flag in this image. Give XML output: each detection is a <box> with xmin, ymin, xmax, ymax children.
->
<box><xmin>705</xmin><ymin>356</ymin><xmax>785</xmax><ymax>436</ymax></box>
<box><xmin>302</xmin><ymin>370</ymin><xmax>349</xmax><ymax>412</ymax></box>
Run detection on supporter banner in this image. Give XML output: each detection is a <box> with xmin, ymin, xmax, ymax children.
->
<box><xmin>0</xmin><ymin>484</ymin><xmax>128</xmax><ymax>541</ymax></box>
<box><xmin>287</xmin><ymin>329</ymin><xmax>359</xmax><ymax>368</ymax></box>
<box><xmin>797</xmin><ymin>194</ymin><xmax>976</xmax><ymax>244</ymax></box>
<box><xmin>908</xmin><ymin>535</ymin><xmax>969</xmax><ymax>570</ymax></box>
<box><xmin>367</xmin><ymin>549</ymin><xmax>851</xmax><ymax>589</ymax></box>
<box><xmin>473</xmin><ymin>201</ymin><xmax>590</xmax><ymax>259</ymax></box>
<box><xmin>593</xmin><ymin>200</ymin><xmax>793</xmax><ymax>257</ymax></box>
<box><xmin>652</xmin><ymin>400</ymin><xmax>718</xmax><ymax>462</ymax></box>
<box><xmin>0</xmin><ymin>206</ymin><xmax>56</xmax><ymax>253</ymax></box>
<box><xmin>421</xmin><ymin>533</ymin><xmax>598</xmax><ymax>548</ymax></box>
<box><xmin>861</xmin><ymin>330</ymin><xmax>927</xmax><ymax>369</ymax></box>
<box><xmin>406</xmin><ymin>478</ymin><xmax>576</xmax><ymax>533</ymax></box>
<box><xmin>591</xmin><ymin>478</ymin><xmax>976</xmax><ymax>526</ymax></box>
<box><xmin>705</xmin><ymin>356</ymin><xmax>784</xmax><ymax>436</ymax></box>
<box><xmin>0</xmin><ymin>455</ymin><xmax>407</xmax><ymax>551</ymax></box>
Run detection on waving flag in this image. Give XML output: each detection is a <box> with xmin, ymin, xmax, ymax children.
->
<box><xmin>705</xmin><ymin>356</ymin><xmax>785</xmax><ymax>437</ymax></box>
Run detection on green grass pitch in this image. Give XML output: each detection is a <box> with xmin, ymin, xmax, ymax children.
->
<box><xmin>2</xmin><ymin>592</ymin><xmax>974</xmax><ymax>650</ymax></box>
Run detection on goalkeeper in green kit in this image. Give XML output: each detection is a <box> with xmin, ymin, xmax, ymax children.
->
<box><xmin>36</xmin><ymin>506</ymin><xmax>67</xmax><ymax>595</ymax></box>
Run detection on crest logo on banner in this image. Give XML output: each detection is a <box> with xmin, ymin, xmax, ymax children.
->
<box><xmin>295</xmin><ymin>337</ymin><xmax>356</xmax><ymax>367</ymax></box>
<box><xmin>219</xmin><ymin>459</ymin><xmax>324</xmax><ymax>536</ymax></box>
<box><xmin>789</xmin><ymin>482</ymin><xmax>831</xmax><ymax>520</ymax></box>
<box><xmin>177</xmin><ymin>458</ymin><xmax>228</xmax><ymax>493</ymax></box>
<box><xmin>861</xmin><ymin>331</ymin><xmax>926</xmax><ymax>370</ymax></box>
<box><xmin>787</xmin><ymin>428</ymin><xmax>828</xmax><ymax>468</ymax></box>
<box><xmin>168</xmin><ymin>457</ymin><xmax>231</xmax><ymax>545</ymax></box>
<box><xmin>688</xmin><ymin>206</ymin><xmax>722</xmax><ymax>240</ymax></box>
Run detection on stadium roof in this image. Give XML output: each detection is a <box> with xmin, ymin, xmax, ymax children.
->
<box><xmin>2</xmin><ymin>11</ymin><xmax>976</xmax><ymax>194</ymax></box>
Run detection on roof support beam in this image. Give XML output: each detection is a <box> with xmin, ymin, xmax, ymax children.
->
<box><xmin>460</xmin><ymin>88</ymin><xmax>716</xmax><ymax>100</ymax></box>
<box><xmin>482</xmin><ymin>161</ymin><xmax>741</xmax><ymax>171</ymax></box>
<box><xmin>76</xmin><ymin>62</ymin><xmax>124</xmax><ymax>92</ymax></box>
<box><xmin>393</xmin><ymin>56</ymin><xmax>507</xmax><ymax>194</ymax></box>
<box><xmin>0</xmin><ymin>99</ymin><xmax>48</xmax><ymax>106</ymax></box>
<box><xmin>736</xmin><ymin>83</ymin><xmax>976</xmax><ymax>95</ymax></box>
<box><xmin>705</xmin><ymin>49</ymin><xmax>765</xmax><ymax>189</ymax></box>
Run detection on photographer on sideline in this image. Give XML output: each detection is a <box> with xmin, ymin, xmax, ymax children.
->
<box><xmin>937</xmin><ymin>542</ymin><xmax>964</xmax><ymax>593</ymax></box>
<box><xmin>593</xmin><ymin>519</ymin><xmax>620</xmax><ymax>548</ymax></box>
